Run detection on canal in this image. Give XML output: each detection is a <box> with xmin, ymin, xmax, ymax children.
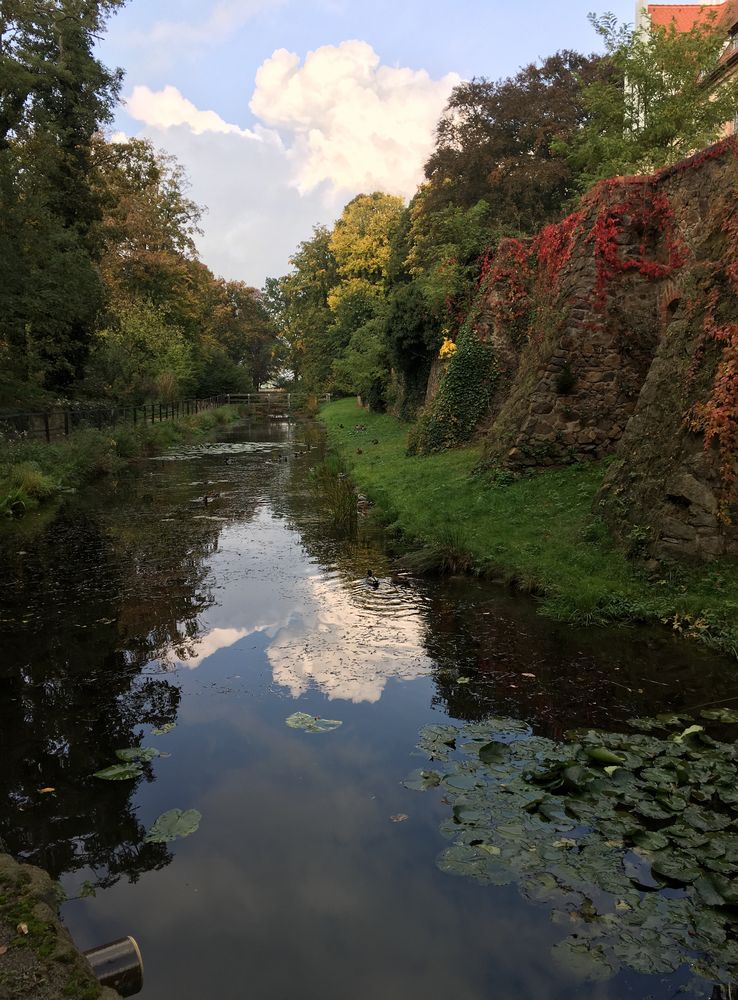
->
<box><xmin>1</xmin><ymin>417</ymin><xmax>736</xmax><ymax>999</ymax></box>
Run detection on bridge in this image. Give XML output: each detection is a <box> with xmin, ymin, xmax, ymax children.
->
<box><xmin>225</xmin><ymin>392</ymin><xmax>330</xmax><ymax>416</ymax></box>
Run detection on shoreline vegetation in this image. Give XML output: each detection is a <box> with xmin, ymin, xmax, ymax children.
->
<box><xmin>319</xmin><ymin>398</ymin><xmax>738</xmax><ymax>660</ymax></box>
<box><xmin>0</xmin><ymin>405</ymin><xmax>241</xmax><ymax>521</ymax></box>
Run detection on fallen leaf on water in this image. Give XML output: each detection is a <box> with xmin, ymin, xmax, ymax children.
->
<box><xmin>390</xmin><ymin>814</ymin><xmax>409</xmax><ymax>823</ymax></box>
<box><xmin>17</xmin><ymin>923</ymin><xmax>28</xmax><ymax>935</ymax></box>
<box><xmin>0</xmin><ymin>945</ymin><xmax>7</xmax><ymax>956</ymax></box>
<box><xmin>38</xmin><ymin>787</ymin><xmax>55</xmax><ymax>794</ymax></box>
<box><xmin>522</xmin><ymin>673</ymin><xmax>536</xmax><ymax>679</ymax></box>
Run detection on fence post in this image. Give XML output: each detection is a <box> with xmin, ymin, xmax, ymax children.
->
<box><xmin>44</xmin><ymin>413</ymin><xmax>50</xmax><ymax>443</ymax></box>
<box><xmin>64</xmin><ymin>411</ymin><xmax>69</xmax><ymax>437</ymax></box>
<box><xmin>133</xmin><ymin>406</ymin><xmax>137</xmax><ymax>426</ymax></box>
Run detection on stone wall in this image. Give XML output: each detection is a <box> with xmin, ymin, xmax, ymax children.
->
<box><xmin>467</xmin><ymin>137</ymin><xmax>738</xmax><ymax>559</ymax></box>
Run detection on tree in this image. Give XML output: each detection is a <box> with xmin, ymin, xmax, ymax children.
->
<box><xmin>568</xmin><ymin>12</ymin><xmax>738</xmax><ymax>186</ymax></box>
<box><xmin>263</xmin><ymin>226</ymin><xmax>338</xmax><ymax>390</ymax></box>
<box><xmin>423</xmin><ymin>52</ymin><xmax>606</xmax><ymax>232</ymax></box>
<box><xmin>0</xmin><ymin>0</ymin><xmax>126</xmax><ymax>390</ymax></box>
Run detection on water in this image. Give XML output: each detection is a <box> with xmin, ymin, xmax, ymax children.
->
<box><xmin>1</xmin><ymin>418</ymin><xmax>736</xmax><ymax>1000</ymax></box>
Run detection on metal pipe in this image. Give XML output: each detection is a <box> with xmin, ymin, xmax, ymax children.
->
<box><xmin>83</xmin><ymin>936</ymin><xmax>144</xmax><ymax>997</ymax></box>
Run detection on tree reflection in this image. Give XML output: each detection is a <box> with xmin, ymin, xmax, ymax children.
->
<box><xmin>0</xmin><ymin>470</ymin><xmax>224</xmax><ymax>887</ymax></box>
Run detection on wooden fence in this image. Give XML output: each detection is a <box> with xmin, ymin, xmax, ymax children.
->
<box><xmin>0</xmin><ymin>395</ymin><xmax>228</xmax><ymax>444</ymax></box>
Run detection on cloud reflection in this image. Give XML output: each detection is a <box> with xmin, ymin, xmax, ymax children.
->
<box><xmin>176</xmin><ymin>570</ymin><xmax>431</xmax><ymax>703</ymax></box>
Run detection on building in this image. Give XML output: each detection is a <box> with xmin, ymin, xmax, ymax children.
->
<box><xmin>636</xmin><ymin>1</ymin><xmax>738</xmax><ymax>131</ymax></box>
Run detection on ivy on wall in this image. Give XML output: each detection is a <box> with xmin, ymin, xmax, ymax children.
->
<box><xmin>408</xmin><ymin>315</ymin><xmax>498</xmax><ymax>454</ymax></box>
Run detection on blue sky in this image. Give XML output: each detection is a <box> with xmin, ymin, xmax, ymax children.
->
<box><xmin>100</xmin><ymin>0</ymin><xmax>636</xmax><ymax>286</ymax></box>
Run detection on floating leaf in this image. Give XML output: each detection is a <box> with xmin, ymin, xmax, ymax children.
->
<box><xmin>701</xmin><ymin>708</ymin><xmax>738</xmax><ymax>723</ymax></box>
<box><xmin>585</xmin><ymin>748</ymin><xmax>625</xmax><ymax>767</ymax></box>
<box><xmin>402</xmin><ymin>769</ymin><xmax>441</xmax><ymax>792</ymax></box>
<box><xmin>673</xmin><ymin>725</ymin><xmax>704</xmax><ymax>744</ymax></box>
<box><xmin>93</xmin><ymin>763</ymin><xmax>143</xmax><ymax>781</ymax></box>
<box><xmin>144</xmin><ymin>809</ymin><xmax>202</xmax><ymax>843</ymax></box>
<box><xmin>479</xmin><ymin>741</ymin><xmax>508</xmax><ymax>765</ymax></box>
<box><xmin>551</xmin><ymin>939</ymin><xmax>615</xmax><ymax>982</ymax></box>
<box><xmin>285</xmin><ymin>712</ymin><xmax>342</xmax><ymax>734</ymax></box>
<box><xmin>151</xmin><ymin>723</ymin><xmax>176</xmax><ymax>736</ymax></box>
<box><xmin>390</xmin><ymin>814</ymin><xmax>409</xmax><ymax>824</ymax></box>
<box><xmin>115</xmin><ymin>747</ymin><xmax>160</xmax><ymax>763</ymax></box>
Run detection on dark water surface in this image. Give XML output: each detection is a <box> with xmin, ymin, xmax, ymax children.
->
<box><xmin>1</xmin><ymin>419</ymin><xmax>736</xmax><ymax>1000</ymax></box>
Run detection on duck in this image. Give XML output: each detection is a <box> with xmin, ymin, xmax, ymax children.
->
<box><xmin>365</xmin><ymin>570</ymin><xmax>380</xmax><ymax>589</ymax></box>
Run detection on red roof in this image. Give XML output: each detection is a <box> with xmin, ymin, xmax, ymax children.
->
<box><xmin>647</xmin><ymin>2</ymin><xmax>738</xmax><ymax>31</ymax></box>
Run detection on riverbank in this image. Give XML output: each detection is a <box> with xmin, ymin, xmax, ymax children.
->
<box><xmin>0</xmin><ymin>405</ymin><xmax>241</xmax><ymax>520</ymax></box>
<box><xmin>0</xmin><ymin>852</ymin><xmax>118</xmax><ymax>1000</ymax></box>
<box><xmin>320</xmin><ymin>398</ymin><xmax>738</xmax><ymax>659</ymax></box>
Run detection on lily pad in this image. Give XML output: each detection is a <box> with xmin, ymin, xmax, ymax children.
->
<box><xmin>144</xmin><ymin>808</ymin><xmax>202</xmax><ymax>844</ymax></box>
<box><xmin>701</xmin><ymin>708</ymin><xmax>738</xmax><ymax>724</ymax></box>
<box><xmin>479</xmin><ymin>741</ymin><xmax>508</xmax><ymax>765</ymax></box>
<box><xmin>115</xmin><ymin>747</ymin><xmax>160</xmax><ymax>763</ymax></box>
<box><xmin>93</xmin><ymin>763</ymin><xmax>143</xmax><ymax>781</ymax></box>
<box><xmin>151</xmin><ymin>723</ymin><xmax>176</xmax><ymax>736</ymax></box>
<box><xmin>285</xmin><ymin>712</ymin><xmax>342</xmax><ymax>734</ymax></box>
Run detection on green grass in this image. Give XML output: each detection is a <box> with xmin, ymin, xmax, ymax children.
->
<box><xmin>0</xmin><ymin>405</ymin><xmax>241</xmax><ymax>520</ymax></box>
<box><xmin>320</xmin><ymin>398</ymin><xmax>738</xmax><ymax>659</ymax></box>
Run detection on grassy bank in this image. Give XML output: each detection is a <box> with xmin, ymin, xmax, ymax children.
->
<box><xmin>0</xmin><ymin>405</ymin><xmax>241</xmax><ymax>519</ymax></box>
<box><xmin>320</xmin><ymin>398</ymin><xmax>738</xmax><ymax>658</ymax></box>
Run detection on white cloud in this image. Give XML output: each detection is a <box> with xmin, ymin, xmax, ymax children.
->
<box><xmin>250</xmin><ymin>41</ymin><xmax>460</xmax><ymax>197</ymax></box>
<box><xmin>126</xmin><ymin>85</ymin><xmax>259</xmax><ymax>139</ymax></box>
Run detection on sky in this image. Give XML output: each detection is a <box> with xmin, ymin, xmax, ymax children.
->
<box><xmin>99</xmin><ymin>0</ymin><xmax>636</xmax><ymax>288</ymax></box>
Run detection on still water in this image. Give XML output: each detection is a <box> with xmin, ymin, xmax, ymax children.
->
<box><xmin>1</xmin><ymin>418</ymin><xmax>737</xmax><ymax>1000</ymax></box>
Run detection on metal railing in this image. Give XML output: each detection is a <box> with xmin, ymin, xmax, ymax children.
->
<box><xmin>0</xmin><ymin>395</ymin><xmax>228</xmax><ymax>444</ymax></box>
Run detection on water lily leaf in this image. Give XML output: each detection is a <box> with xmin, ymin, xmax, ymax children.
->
<box><xmin>479</xmin><ymin>741</ymin><xmax>508</xmax><ymax>765</ymax></box>
<box><xmin>650</xmin><ymin>853</ymin><xmax>702</xmax><ymax>884</ymax></box>
<box><xmin>630</xmin><ymin>830</ymin><xmax>669</xmax><ymax>852</ymax></box>
<box><xmin>551</xmin><ymin>939</ymin><xmax>615</xmax><ymax>982</ymax></box>
<box><xmin>673</xmin><ymin>725</ymin><xmax>704</xmax><ymax>744</ymax></box>
<box><xmin>443</xmin><ymin>773</ymin><xmax>478</xmax><ymax>791</ymax></box>
<box><xmin>144</xmin><ymin>808</ymin><xmax>201</xmax><ymax>843</ymax></box>
<box><xmin>684</xmin><ymin>806</ymin><xmax>733</xmax><ymax>832</ymax></box>
<box><xmin>585</xmin><ymin>748</ymin><xmax>626</xmax><ymax>767</ymax></box>
<box><xmin>635</xmin><ymin>800</ymin><xmax>672</xmax><ymax>821</ymax></box>
<box><xmin>701</xmin><ymin>708</ymin><xmax>738</xmax><ymax>723</ymax></box>
<box><xmin>93</xmin><ymin>763</ymin><xmax>143</xmax><ymax>781</ymax></box>
<box><xmin>151</xmin><ymin>723</ymin><xmax>176</xmax><ymax>736</ymax></box>
<box><xmin>694</xmin><ymin>875</ymin><xmax>728</xmax><ymax>906</ymax></box>
<box><xmin>417</xmin><ymin>724</ymin><xmax>457</xmax><ymax>759</ymax></box>
<box><xmin>456</xmin><ymin>676</ymin><xmax>471</xmax><ymax>685</ymax></box>
<box><xmin>285</xmin><ymin>712</ymin><xmax>342</xmax><ymax>734</ymax></box>
<box><xmin>115</xmin><ymin>747</ymin><xmax>160</xmax><ymax>763</ymax></box>
<box><xmin>402</xmin><ymin>769</ymin><xmax>442</xmax><ymax>792</ymax></box>
<box><xmin>453</xmin><ymin>805</ymin><xmax>485</xmax><ymax>825</ymax></box>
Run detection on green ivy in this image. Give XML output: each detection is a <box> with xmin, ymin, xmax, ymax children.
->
<box><xmin>408</xmin><ymin>322</ymin><xmax>498</xmax><ymax>455</ymax></box>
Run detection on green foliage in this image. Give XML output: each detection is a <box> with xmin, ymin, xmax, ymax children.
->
<box><xmin>383</xmin><ymin>281</ymin><xmax>442</xmax><ymax>419</ymax></box>
<box><xmin>319</xmin><ymin>400</ymin><xmax>738</xmax><ymax>659</ymax></box>
<box><xmin>0</xmin><ymin>0</ymin><xmax>126</xmax><ymax>388</ymax></box>
<box><xmin>567</xmin><ymin>12</ymin><xmax>738</xmax><ymax>186</ymax></box>
<box><xmin>408</xmin><ymin>325</ymin><xmax>498</xmax><ymax>454</ymax></box>
<box><xmin>408</xmin><ymin>713</ymin><xmax>738</xmax><ymax>987</ymax></box>
<box><xmin>406</xmin><ymin>197</ymin><xmax>497</xmax><ymax>318</ymax></box>
<box><xmin>423</xmin><ymin>51</ymin><xmax>606</xmax><ymax>226</ymax></box>
<box><xmin>0</xmin><ymin>406</ymin><xmax>241</xmax><ymax>518</ymax></box>
<box><xmin>331</xmin><ymin>316</ymin><xmax>389</xmax><ymax>407</ymax></box>
<box><xmin>84</xmin><ymin>301</ymin><xmax>196</xmax><ymax>403</ymax></box>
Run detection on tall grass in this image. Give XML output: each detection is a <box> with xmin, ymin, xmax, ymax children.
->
<box><xmin>309</xmin><ymin>457</ymin><xmax>358</xmax><ymax>533</ymax></box>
